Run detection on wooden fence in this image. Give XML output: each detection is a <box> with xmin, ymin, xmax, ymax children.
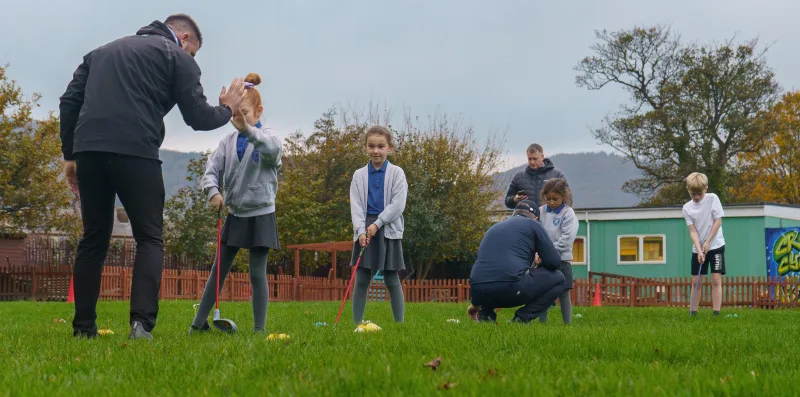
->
<box><xmin>22</xmin><ymin>235</ymin><xmax>211</xmax><ymax>270</ymax></box>
<box><xmin>577</xmin><ymin>273</ymin><xmax>800</xmax><ymax>309</ymax></box>
<box><xmin>1</xmin><ymin>266</ymin><xmax>798</xmax><ymax>308</ymax></box>
<box><xmin>0</xmin><ymin>265</ymin><xmax>470</xmax><ymax>303</ymax></box>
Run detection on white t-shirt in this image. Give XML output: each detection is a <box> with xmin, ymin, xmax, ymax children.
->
<box><xmin>682</xmin><ymin>193</ymin><xmax>725</xmax><ymax>253</ymax></box>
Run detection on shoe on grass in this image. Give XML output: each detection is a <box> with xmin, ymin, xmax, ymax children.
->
<box><xmin>73</xmin><ymin>330</ymin><xmax>97</xmax><ymax>339</ymax></box>
<box><xmin>511</xmin><ymin>315</ymin><xmax>531</xmax><ymax>324</ymax></box>
<box><xmin>128</xmin><ymin>321</ymin><xmax>153</xmax><ymax>340</ymax></box>
<box><xmin>188</xmin><ymin>323</ymin><xmax>210</xmax><ymax>335</ymax></box>
<box><xmin>467</xmin><ymin>304</ymin><xmax>480</xmax><ymax>321</ymax></box>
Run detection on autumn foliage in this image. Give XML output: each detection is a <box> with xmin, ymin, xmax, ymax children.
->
<box><xmin>273</xmin><ymin>107</ymin><xmax>505</xmax><ymax>278</ymax></box>
<box><xmin>0</xmin><ymin>65</ymin><xmax>79</xmax><ymax>238</ymax></box>
<box><xmin>732</xmin><ymin>91</ymin><xmax>800</xmax><ymax>204</ymax></box>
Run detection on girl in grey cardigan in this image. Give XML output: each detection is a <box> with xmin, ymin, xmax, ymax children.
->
<box><xmin>537</xmin><ymin>178</ymin><xmax>578</xmax><ymax>325</ymax></box>
<box><xmin>189</xmin><ymin>73</ymin><xmax>282</xmax><ymax>333</ymax></box>
<box><xmin>349</xmin><ymin>126</ymin><xmax>408</xmax><ymax>324</ymax></box>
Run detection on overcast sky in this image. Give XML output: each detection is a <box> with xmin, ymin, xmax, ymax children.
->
<box><xmin>2</xmin><ymin>0</ymin><xmax>798</xmax><ymax>169</ymax></box>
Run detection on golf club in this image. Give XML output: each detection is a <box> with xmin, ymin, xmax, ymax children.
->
<box><xmin>689</xmin><ymin>259</ymin><xmax>705</xmax><ymax>316</ymax></box>
<box><xmin>212</xmin><ymin>208</ymin><xmax>237</xmax><ymax>333</ymax></box>
<box><xmin>335</xmin><ymin>244</ymin><xmax>367</xmax><ymax>324</ymax></box>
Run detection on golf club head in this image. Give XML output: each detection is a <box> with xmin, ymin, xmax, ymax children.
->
<box><xmin>212</xmin><ymin>309</ymin><xmax>238</xmax><ymax>333</ymax></box>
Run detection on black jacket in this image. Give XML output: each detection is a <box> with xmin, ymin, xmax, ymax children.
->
<box><xmin>504</xmin><ymin>158</ymin><xmax>566</xmax><ymax>208</ymax></box>
<box><xmin>59</xmin><ymin>21</ymin><xmax>232</xmax><ymax>161</ymax></box>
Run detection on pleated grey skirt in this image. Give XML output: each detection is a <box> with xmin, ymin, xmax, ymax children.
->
<box><xmin>350</xmin><ymin>215</ymin><xmax>405</xmax><ymax>272</ymax></box>
<box><xmin>221</xmin><ymin>212</ymin><xmax>280</xmax><ymax>250</ymax></box>
<box><xmin>560</xmin><ymin>261</ymin><xmax>574</xmax><ymax>290</ymax></box>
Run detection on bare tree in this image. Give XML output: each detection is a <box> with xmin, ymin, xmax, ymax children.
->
<box><xmin>576</xmin><ymin>26</ymin><xmax>780</xmax><ymax>203</ymax></box>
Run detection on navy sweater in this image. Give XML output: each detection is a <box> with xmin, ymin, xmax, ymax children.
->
<box><xmin>469</xmin><ymin>215</ymin><xmax>562</xmax><ymax>285</ymax></box>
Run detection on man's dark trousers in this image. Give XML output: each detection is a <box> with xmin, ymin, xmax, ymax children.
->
<box><xmin>470</xmin><ymin>267</ymin><xmax>566</xmax><ymax>322</ymax></box>
<box><xmin>72</xmin><ymin>151</ymin><xmax>165</xmax><ymax>336</ymax></box>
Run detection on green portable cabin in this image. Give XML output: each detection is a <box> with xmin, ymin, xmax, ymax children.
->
<box><xmin>567</xmin><ymin>203</ymin><xmax>800</xmax><ymax>279</ymax></box>
<box><xmin>494</xmin><ymin>203</ymin><xmax>800</xmax><ymax>280</ymax></box>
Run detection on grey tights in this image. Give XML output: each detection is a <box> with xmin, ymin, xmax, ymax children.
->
<box><xmin>538</xmin><ymin>290</ymin><xmax>572</xmax><ymax>325</ymax></box>
<box><xmin>192</xmin><ymin>245</ymin><xmax>270</xmax><ymax>332</ymax></box>
<box><xmin>352</xmin><ymin>268</ymin><xmax>404</xmax><ymax>324</ymax></box>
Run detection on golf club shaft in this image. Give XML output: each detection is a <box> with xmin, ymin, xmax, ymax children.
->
<box><xmin>690</xmin><ymin>261</ymin><xmax>704</xmax><ymax>312</ymax></box>
<box><xmin>216</xmin><ymin>208</ymin><xmax>221</xmax><ymax>310</ymax></box>
<box><xmin>335</xmin><ymin>246</ymin><xmax>366</xmax><ymax>324</ymax></box>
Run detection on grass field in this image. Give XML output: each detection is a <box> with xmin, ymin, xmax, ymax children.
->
<box><xmin>0</xmin><ymin>300</ymin><xmax>797</xmax><ymax>396</ymax></box>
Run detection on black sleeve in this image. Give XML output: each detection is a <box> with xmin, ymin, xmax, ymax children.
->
<box><xmin>533</xmin><ymin>223</ymin><xmax>561</xmax><ymax>270</ymax></box>
<box><xmin>171</xmin><ymin>53</ymin><xmax>232</xmax><ymax>131</ymax></box>
<box><xmin>59</xmin><ymin>53</ymin><xmax>92</xmax><ymax>161</ymax></box>
<box><xmin>504</xmin><ymin>175</ymin><xmax>518</xmax><ymax>209</ymax></box>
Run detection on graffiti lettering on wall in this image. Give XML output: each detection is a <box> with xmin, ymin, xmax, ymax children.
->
<box><xmin>767</xmin><ymin>228</ymin><xmax>800</xmax><ymax>277</ymax></box>
<box><xmin>765</xmin><ymin>227</ymin><xmax>800</xmax><ymax>302</ymax></box>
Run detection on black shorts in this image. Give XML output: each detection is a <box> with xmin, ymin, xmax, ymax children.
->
<box><xmin>691</xmin><ymin>245</ymin><xmax>726</xmax><ymax>275</ymax></box>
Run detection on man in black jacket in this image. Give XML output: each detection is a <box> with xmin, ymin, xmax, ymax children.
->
<box><xmin>504</xmin><ymin>143</ymin><xmax>566</xmax><ymax>208</ymax></box>
<box><xmin>467</xmin><ymin>200</ymin><xmax>566</xmax><ymax>323</ymax></box>
<box><xmin>59</xmin><ymin>14</ymin><xmax>247</xmax><ymax>340</ymax></box>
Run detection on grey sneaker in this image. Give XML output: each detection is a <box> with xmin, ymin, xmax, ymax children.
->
<box><xmin>128</xmin><ymin>321</ymin><xmax>153</xmax><ymax>340</ymax></box>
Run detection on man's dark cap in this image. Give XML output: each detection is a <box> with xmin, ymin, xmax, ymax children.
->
<box><xmin>515</xmin><ymin>200</ymin><xmax>540</xmax><ymax>219</ymax></box>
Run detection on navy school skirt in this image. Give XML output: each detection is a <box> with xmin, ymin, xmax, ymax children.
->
<box><xmin>221</xmin><ymin>212</ymin><xmax>280</xmax><ymax>250</ymax></box>
<box><xmin>350</xmin><ymin>215</ymin><xmax>405</xmax><ymax>272</ymax></box>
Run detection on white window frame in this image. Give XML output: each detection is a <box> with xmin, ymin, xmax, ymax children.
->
<box><xmin>571</xmin><ymin>236</ymin><xmax>587</xmax><ymax>265</ymax></box>
<box><xmin>616</xmin><ymin>234</ymin><xmax>667</xmax><ymax>265</ymax></box>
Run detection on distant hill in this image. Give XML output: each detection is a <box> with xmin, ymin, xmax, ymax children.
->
<box><xmin>492</xmin><ymin>151</ymin><xmax>642</xmax><ymax>209</ymax></box>
<box><xmin>155</xmin><ymin>150</ymin><xmax>643</xmax><ymax>209</ymax></box>
<box><xmin>7</xmin><ymin>122</ymin><xmax>203</xmax><ymax>205</ymax></box>
<box><xmin>160</xmin><ymin>150</ymin><xmax>206</xmax><ymax>198</ymax></box>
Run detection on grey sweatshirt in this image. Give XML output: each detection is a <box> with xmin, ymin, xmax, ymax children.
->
<box><xmin>538</xmin><ymin>204</ymin><xmax>579</xmax><ymax>261</ymax></box>
<box><xmin>350</xmin><ymin>161</ymin><xmax>408</xmax><ymax>240</ymax></box>
<box><xmin>202</xmin><ymin>122</ymin><xmax>282</xmax><ymax>217</ymax></box>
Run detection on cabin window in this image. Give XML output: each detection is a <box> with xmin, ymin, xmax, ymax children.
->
<box><xmin>617</xmin><ymin>235</ymin><xmax>666</xmax><ymax>264</ymax></box>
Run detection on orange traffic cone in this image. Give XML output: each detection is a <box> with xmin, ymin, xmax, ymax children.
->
<box><xmin>67</xmin><ymin>276</ymin><xmax>74</xmax><ymax>303</ymax></box>
<box><xmin>592</xmin><ymin>282</ymin><xmax>601</xmax><ymax>307</ymax></box>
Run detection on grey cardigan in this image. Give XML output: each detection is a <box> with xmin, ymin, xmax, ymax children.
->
<box><xmin>201</xmin><ymin>122</ymin><xmax>282</xmax><ymax>217</ymax></box>
<box><xmin>350</xmin><ymin>161</ymin><xmax>408</xmax><ymax>241</ymax></box>
<box><xmin>538</xmin><ymin>204</ymin><xmax>579</xmax><ymax>261</ymax></box>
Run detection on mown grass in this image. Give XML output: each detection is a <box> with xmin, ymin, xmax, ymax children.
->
<box><xmin>0</xmin><ymin>300</ymin><xmax>797</xmax><ymax>396</ymax></box>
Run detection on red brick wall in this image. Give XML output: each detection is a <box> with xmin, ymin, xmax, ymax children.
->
<box><xmin>0</xmin><ymin>237</ymin><xmax>27</xmax><ymax>266</ymax></box>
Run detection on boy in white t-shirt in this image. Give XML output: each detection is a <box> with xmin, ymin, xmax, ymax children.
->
<box><xmin>682</xmin><ymin>172</ymin><xmax>725</xmax><ymax>317</ymax></box>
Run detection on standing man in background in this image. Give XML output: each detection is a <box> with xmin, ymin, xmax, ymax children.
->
<box><xmin>60</xmin><ymin>13</ymin><xmax>247</xmax><ymax>340</ymax></box>
<box><xmin>504</xmin><ymin>143</ymin><xmax>567</xmax><ymax>208</ymax></box>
